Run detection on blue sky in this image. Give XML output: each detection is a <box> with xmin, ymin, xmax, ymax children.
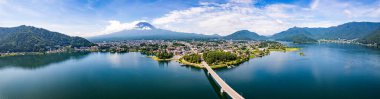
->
<box><xmin>0</xmin><ymin>0</ymin><xmax>379</xmax><ymax>37</ymax></box>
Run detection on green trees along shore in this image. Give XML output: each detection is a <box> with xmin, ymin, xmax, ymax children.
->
<box><xmin>181</xmin><ymin>54</ymin><xmax>201</xmax><ymax>64</ymax></box>
<box><xmin>179</xmin><ymin>51</ymin><xmax>248</xmax><ymax>69</ymax></box>
<box><xmin>203</xmin><ymin>51</ymin><xmax>237</xmax><ymax>65</ymax></box>
<box><xmin>155</xmin><ymin>51</ymin><xmax>174</xmax><ymax>59</ymax></box>
<box><xmin>0</xmin><ymin>25</ymin><xmax>93</xmax><ymax>52</ymax></box>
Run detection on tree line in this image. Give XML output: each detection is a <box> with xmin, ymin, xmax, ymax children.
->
<box><xmin>155</xmin><ymin>51</ymin><xmax>174</xmax><ymax>59</ymax></box>
<box><xmin>181</xmin><ymin>54</ymin><xmax>201</xmax><ymax>64</ymax></box>
<box><xmin>203</xmin><ymin>50</ymin><xmax>238</xmax><ymax>65</ymax></box>
<box><xmin>0</xmin><ymin>25</ymin><xmax>93</xmax><ymax>52</ymax></box>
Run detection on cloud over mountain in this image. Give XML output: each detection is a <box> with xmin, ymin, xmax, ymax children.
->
<box><xmin>99</xmin><ymin>20</ymin><xmax>147</xmax><ymax>35</ymax></box>
<box><xmin>0</xmin><ymin>0</ymin><xmax>379</xmax><ymax>37</ymax></box>
<box><xmin>149</xmin><ymin>0</ymin><xmax>380</xmax><ymax>36</ymax></box>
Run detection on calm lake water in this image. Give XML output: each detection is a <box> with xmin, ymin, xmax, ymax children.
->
<box><xmin>0</xmin><ymin>43</ymin><xmax>380</xmax><ymax>99</ymax></box>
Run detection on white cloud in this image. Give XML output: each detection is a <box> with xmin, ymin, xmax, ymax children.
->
<box><xmin>0</xmin><ymin>0</ymin><xmax>104</xmax><ymax>37</ymax></box>
<box><xmin>152</xmin><ymin>7</ymin><xmax>208</xmax><ymax>25</ymax></box>
<box><xmin>152</xmin><ymin>1</ymin><xmax>293</xmax><ymax>36</ymax></box>
<box><xmin>229</xmin><ymin>0</ymin><xmax>254</xmax><ymax>4</ymax></box>
<box><xmin>150</xmin><ymin>0</ymin><xmax>380</xmax><ymax>36</ymax></box>
<box><xmin>310</xmin><ymin>0</ymin><xmax>319</xmax><ymax>10</ymax></box>
<box><xmin>1</xmin><ymin>0</ymin><xmax>380</xmax><ymax>37</ymax></box>
<box><xmin>100</xmin><ymin>20</ymin><xmax>145</xmax><ymax>35</ymax></box>
<box><xmin>0</xmin><ymin>0</ymin><xmax>6</xmax><ymax>4</ymax></box>
<box><xmin>344</xmin><ymin>9</ymin><xmax>353</xmax><ymax>17</ymax></box>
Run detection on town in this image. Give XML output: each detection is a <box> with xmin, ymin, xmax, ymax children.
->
<box><xmin>91</xmin><ymin>40</ymin><xmax>298</xmax><ymax>68</ymax></box>
<box><xmin>0</xmin><ymin>40</ymin><xmax>300</xmax><ymax>69</ymax></box>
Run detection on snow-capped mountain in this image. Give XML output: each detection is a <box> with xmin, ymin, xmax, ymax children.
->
<box><xmin>134</xmin><ymin>22</ymin><xmax>156</xmax><ymax>30</ymax></box>
<box><xmin>88</xmin><ymin>22</ymin><xmax>220</xmax><ymax>41</ymax></box>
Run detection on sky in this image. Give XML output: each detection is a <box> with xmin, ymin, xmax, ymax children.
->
<box><xmin>0</xmin><ymin>0</ymin><xmax>379</xmax><ymax>37</ymax></box>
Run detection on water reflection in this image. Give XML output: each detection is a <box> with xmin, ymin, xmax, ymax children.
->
<box><xmin>158</xmin><ymin>61</ymin><xmax>169</xmax><ymax>68</ymax></box>
<box><xmin>180</xmin><ymin>64</ymin><xmax>202</xmax><ymax>72</ymax></box>
<box><xmin>0</xmin><ymin>43</ymin><xmax>379</xmax><ymax>99</ymax></box>
<box><xmin>0</xmin><ymin>52</ymin><xmax>90</xmax><ymax>70</ymax></box>
<box><xmin>0</xmin><ymin>52</ymin><xmax>219</xmax><ymax>99</ymax></box>
<box><xmin>217</xmin><ymin>43</ymin><xmax>380</xmax><ymax>99</ymax></box>
<box><xmin>107</xmin><ymin>53</ymin><xmax>123</xmax><ymax>66</ymax></box>
<box><xmin>203</xmin><ymin>70</ymin><xmax>229</xmax><ymax>99</ymax></box>
<box><xmin>105</xmin><ymin>52</ymin><xmax>146</xmax><ymax>68</ymax></box>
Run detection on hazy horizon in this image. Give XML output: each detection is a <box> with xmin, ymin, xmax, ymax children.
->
<box><xmin>0</xmin><ymin>0</ymin><xmax>379</xmax><ymax>37</ymax></box>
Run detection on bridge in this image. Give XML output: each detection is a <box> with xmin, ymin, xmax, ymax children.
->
<box><xmin>180</xmin><ymin>41</ymin><xmax>244</xmax><ymax>99</ymax></box>
<box><xmin>201</xmin><ymin>61</ymin><xmax>245</xmax><ymax>99</ymax></box>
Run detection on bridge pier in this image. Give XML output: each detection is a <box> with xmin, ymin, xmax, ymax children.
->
<box><xmin>201</xmin><ymin>61</ymin><xmax>244</xmax><ymax>99</ymax></box>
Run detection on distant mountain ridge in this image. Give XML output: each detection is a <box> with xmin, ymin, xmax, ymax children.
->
<box><xmin>358</xmin><ymin>28</ymin><xmax>380</xmax><ymax>45</ymax></box>
<box><xmin>0</xmin><ymin>25</ymin><xmax>93</xmax><ymax>52</ymax></box>
<box><xmin>89</xmin><ymin>21</ymin><xmax>380</xmax><ymax>43</ymax></box>
<box><xmin>2</xmin><ymin>21</ymin><xmax>379</xmax><ymax>52</ymax></box>
<box><xmin>271</xmin><ymin>22</ymin><xmax>380</xmax><ymax>43</ymax></box>
<box><xmin>224</xmin><ymin>30</ymin><xmax>266</xmax><ymax>40</ymax></box>
<box><xmin>88</xmin><ymin>22</ymin><xmax>220</xmax><ymax>41</ymax></box>
<box><xmin>271</xmin><ymin>27</ymin><xmax>318</xmax><ymax>43</ymax></box>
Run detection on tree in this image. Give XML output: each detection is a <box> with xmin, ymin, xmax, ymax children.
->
<box><xmin>182</xmin><ymin>54</ymin><xmax>201</xmax><ymax>63</ymax></box>
<box><xmin>203</xmin><ymin>50</ymin><xmax>238</xmax><ymax>65</ymax></box>
<box><xmin>155</xmin><ymin>51</ymin><xmax>174</xmax><ymax>59</ymax></box>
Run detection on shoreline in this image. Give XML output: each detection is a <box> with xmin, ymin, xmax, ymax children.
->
<box><xmin>1</xmin><ymin>50</ymin><xmax>294</xmax><ymax>69</ymax></box>
<box><xmin>0</xmin><ymin>51</ymin><xmax>90</xmax><ymax>58</ymax></box>
<box><xmin>318</xmin><ymin>41</ymin><xmax>379</xmax><ymax>48</ymax></box>
<box><xmin>147</xmin><ymin>56</ymin><xmax>175</xmax><ymax>61</ymax></box>
<box><xmin>178</xmin><ymin>57</ymin><xmax>249</xmax><ymax>69</ymax></box>
<box><xmin>0</xmin><ymin>52</ymin><xmax>60</xmax><ymax>58</ymax></box>
<box><xmin>176</xmin><ymin>48</ymin><xmax>299</xmax><ymax>69</ymax></box>
<box><xmin>1</xmin><ymin>47</ymin><xmax>300</xmax><ymax>69</ymax></box>
<box><xmin>268</xmin><ymin>47</ymin><xmax>301</xmax><ymax>52</ymax></box>
<box><xmin>177</xmin><ymin>59</ymin><xmax>204</xmax><ymax>69</ymax></box>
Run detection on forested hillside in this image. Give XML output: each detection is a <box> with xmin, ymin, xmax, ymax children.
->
<box><xmin>0</xmin><ymin>25</ymin><xmax>93</xmax><ymax>52</ymax></box>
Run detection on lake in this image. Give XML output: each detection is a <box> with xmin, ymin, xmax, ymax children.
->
<box><xmin>0</xmin><ymin>43</ymin><xmax>380</xmax><ymax>99</ymax></box>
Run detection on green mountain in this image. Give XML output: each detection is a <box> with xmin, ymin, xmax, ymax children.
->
<box><xmin>272</xmin><ymin>27</ymin><xmax>315</xmax><ymax>39</ymax></box>
<box><xmin>223</xmin><ymin>30</ymin><xmax>266</xmax><ymax>40</ymax></box>
<box><xmin>271</xmin><ymin>22</ymin><xmax>380</xmax><ymax>43</ymax></box>
<box><xmin>358</xmin><ymin>28</ymin><xmax>380</xmax><ymax>46</ymax></box>
<box><xmin>272</xmin><ymin>27</ymin><xmax>318</xmax><ymax>43</ymax></box>
<box><xmin>0</xmin><ymin>25</ymin><xmax>93</xmax><ymax>52</ymax></box>
<box><xmin>88</xmin><ymin>22</ymin><xmax>220</xmax><ymax>41</ymax></box>
<box><xmin>320</xmin><ymin>22</ymin><xmax>380</xmax><ymax>39</ymax></box>
<box><xmin>277</xmin><ymin>34</ymin><xmax>317</xmax><ymax>43</ymax></box>
<box><xmin>0</xmin><ymin>52</ymin><xmax>90</xmax><ymax>69</ymax></box>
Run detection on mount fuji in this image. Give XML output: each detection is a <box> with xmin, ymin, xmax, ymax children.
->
<box><xmin>88</xmin><ymin>22</ymin><xmax>220</xmax><ymax>41</ymax></box>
